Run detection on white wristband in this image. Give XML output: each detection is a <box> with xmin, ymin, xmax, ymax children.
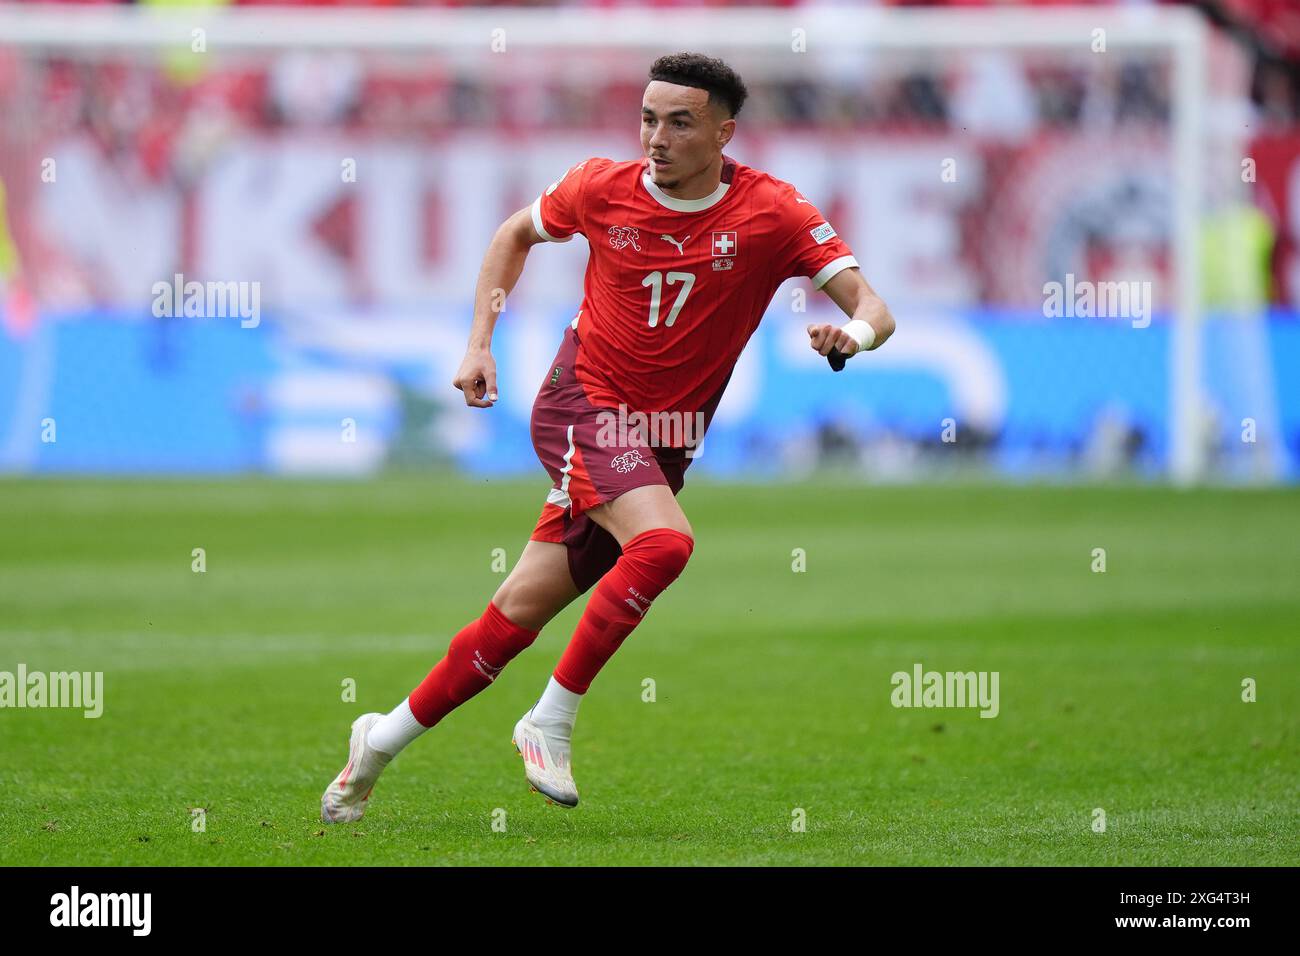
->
<box><xmin>842</xmin><ymin>318</ymin><xmax>876</xmax><ymax>353</ymax></box>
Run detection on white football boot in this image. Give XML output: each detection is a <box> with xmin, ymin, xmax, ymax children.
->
<box><xmin>321</xmin><ymin>713</ymin><xmax>393</xmax><ymax>823</ymax></box>
<box><xmin>512</xmin><ymin>711</ymin><xmax>579</xmax><ymax>808</ymax></box>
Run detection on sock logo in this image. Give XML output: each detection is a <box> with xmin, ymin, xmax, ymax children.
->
<box><xmin>472</xmin><ymin>651</ymin><xmax>504</xmax><ymax>682</ymax></box>
<box><xmin>623</xmin><ymin>586</ymin><xmax>652</xmax><ymax>618</ymax></box>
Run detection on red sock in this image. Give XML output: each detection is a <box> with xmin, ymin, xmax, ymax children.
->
<box><xmin>553</xmin><ymin>527</ymin><xmax>694</xmax><ymax>695</ymax></box>
<box><xmin>408</xmin><ymin>601</ymin><xmax>539</xmax><ymax>727</ymax></box>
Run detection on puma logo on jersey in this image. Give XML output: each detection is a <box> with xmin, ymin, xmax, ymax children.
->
<box><xmin>608</xmin><ymin>225</ymin><xmax>642</xmax><ymax>251</ymax></box>
<box><xmin>659</xmin><ymin>234</ymin><xmax>690</xmax><ymax>255</ymax></box>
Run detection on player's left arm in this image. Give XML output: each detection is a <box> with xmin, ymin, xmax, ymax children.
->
<box><xmin>807</xmin><ymin>267</ymin><xmax>895</xmax><ymax>360</ymax></box>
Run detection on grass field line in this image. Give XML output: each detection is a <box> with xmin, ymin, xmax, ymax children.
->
<box><xmin>0</xmin><ymin>627</ymin><xmax>1289</xmax><ymax>673</ymax></box>
<box><xmin>3</xmin><ymin>585</ymin><xmax>1296</xmax><ymax>631</ymax></box>
<box><xmin>0</xmin><ymin>630</ymin><xmax>440</xmax><ymax>669</ymax></box>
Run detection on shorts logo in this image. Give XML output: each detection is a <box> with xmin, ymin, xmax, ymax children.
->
<box><xmin>711</xmin><ymin>231</ymin><xmax>737</xmax><ymax>256</ymax></box>
<box><xmin>810</xmin><ymin>222</ymin><xmax>837</xmax><ymax>244</ymax></box>
<box><xmin>610</xmin><ymin>449</ymin><xmax>650</xmax><ymax>474</ymax></box>
<box><xmin>608</xmin><ymin>226</ymin><xmax>642</xmax><ymax>252</ymax></box>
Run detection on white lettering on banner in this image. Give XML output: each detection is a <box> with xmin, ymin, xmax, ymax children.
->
<box><xmin>31</xmin><ymin>136</ymin><xmax>1142</xmax><ymax>311</ymax></box>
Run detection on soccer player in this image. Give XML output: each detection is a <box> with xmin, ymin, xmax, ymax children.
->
<box><xmin>321</xmin><ymin>52</ymin><xmax>895</xmax><ymax>821</ymax></box>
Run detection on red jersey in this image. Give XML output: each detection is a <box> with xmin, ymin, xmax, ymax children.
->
<box><xmin>530</xmin><ymin>154</ymin><xmax>859</xmax><ymax>421</ymax></box>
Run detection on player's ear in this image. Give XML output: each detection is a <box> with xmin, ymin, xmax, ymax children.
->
<box><xmin>717</xmin><ymin>118</ymin><xmax>735</xmax><ymax>149</ymax></box>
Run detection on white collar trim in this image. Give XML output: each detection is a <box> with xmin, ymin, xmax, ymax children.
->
<box><xmin>640</xmin><ymin>165</ymin><xmax>730</xmax><ymax>212</ymax></box>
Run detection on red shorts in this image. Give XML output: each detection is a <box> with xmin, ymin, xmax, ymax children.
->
<box><xmin>528</xmin><ymin>323</ymin><xmax>713</xmax><ymax>593</ymax></box>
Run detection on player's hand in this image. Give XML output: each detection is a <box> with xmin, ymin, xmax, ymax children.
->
<box><xmin>807</xmin><ymin>323</ymin><xmax>860</xmax><ymax>359</ymax></box>
<box><xmin>452</xmin><ymin>348</ymin><xmax>498</xmax><ymax>408</ymax></box>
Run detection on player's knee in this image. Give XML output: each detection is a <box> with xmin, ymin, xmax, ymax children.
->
<box><xmin>623</xmin><ymin>526</ymin><xmax>694</xmax><ymax>585</ymax></box>
<box><xmin>660</xmin><ymin>528</ymin><xmax>695</xmax><ymax>576</ymax></box>
<box><xmin>495</xmin><ymin>599</ymin><xmax>553</xmax><ymax>635</ymax></box>
<box><xmin>491</xmin><ymin>578</ymin><xmax>558</xmax><ymax>633</ymax></box>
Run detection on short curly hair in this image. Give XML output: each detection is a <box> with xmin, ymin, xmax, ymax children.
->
<box><xmin>648</xmin><ymin>53</ymin><xmax>749</xmax><ymax>119</ymax></box>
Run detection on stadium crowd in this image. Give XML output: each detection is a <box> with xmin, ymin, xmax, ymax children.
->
<box><xmin>1</xmin><ymin>1</ymin><xmax>1294</xmax><ymax>125</ymax></box>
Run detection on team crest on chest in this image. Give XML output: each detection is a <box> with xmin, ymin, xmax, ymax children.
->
<box><xmin>711</xmin><ymin>232</ymin><xmax>738</xmax><ymax>257</ymax></box>
<box><xmin>608</xmin><ymin>225</ymin><xmax>642</xmax><ymax>252</ymax></box>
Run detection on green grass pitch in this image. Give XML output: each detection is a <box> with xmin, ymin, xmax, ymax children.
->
<box><xmin>1</xmin><ymin>477</ymin><xmax>1296</xmax><ymax>866</ymax></box>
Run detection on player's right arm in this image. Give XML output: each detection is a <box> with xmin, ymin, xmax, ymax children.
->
<box><xmin>452</xmin><ymin>159</ymin><xmax>596</xmax><ymax>408</ymax></box>
<box><xmin>452</xmin><ymin>206</ymin><xmax>547</xmax><ymax>408</ymax></box>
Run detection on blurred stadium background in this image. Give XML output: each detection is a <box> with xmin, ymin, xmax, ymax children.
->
<box><xmin>0</xmin><ymin>0</ymin><xmax>1296</xmax><ymax>486</ymax></box>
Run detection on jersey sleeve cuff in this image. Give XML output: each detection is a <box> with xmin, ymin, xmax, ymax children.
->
<box><xmin>812</xmin><ymin>255</ymin><xmax>859</xmax><ymax>290</ymax></box>
<box><xmin>531</xmin><ymin>196</ymin><xmax>574</xmax><ymax>243</ymax></box>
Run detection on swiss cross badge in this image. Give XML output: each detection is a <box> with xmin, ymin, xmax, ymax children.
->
<box><xmin>711</xmin><ymin>232</ymin><xmax>738</xmax><ymax>257</ymax></box>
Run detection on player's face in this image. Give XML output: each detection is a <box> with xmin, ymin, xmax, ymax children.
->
<box><xmin>640</xmin><ymin>80</ymin><xmax>733</xmax><ymax>195</ymax></box>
